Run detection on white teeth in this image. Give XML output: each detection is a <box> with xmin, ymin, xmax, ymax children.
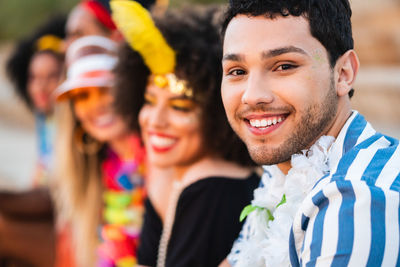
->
<box><xmin>249</xmin><ymin>120</ymin><xmax>257</xmax><ymax>127</ymax></box>
<box><xmin>149</xmin><ymin>135</ymin><xmax>176</xmax><ymax>148</ymax></box>
<box><xmin>249</xmin><ymin>117</ymin><xmax>284</xmax><ymax>128</ymax></box>
<box><xmin>260</xmin><ymin>119</ymin><xmax>268</xmax><ymax>127</ymax></box>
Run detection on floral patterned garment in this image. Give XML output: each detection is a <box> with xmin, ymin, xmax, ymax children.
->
<box><xmin>98</xmin><ymin>135</ymin><xmax>146</xmax><ymax>267</ymax></box>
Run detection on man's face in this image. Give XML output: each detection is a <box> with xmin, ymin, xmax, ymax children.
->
<box><xmin>221</xmin><ymin>15</ymin><xmax>338</xmax><ymax>166</ymax></box>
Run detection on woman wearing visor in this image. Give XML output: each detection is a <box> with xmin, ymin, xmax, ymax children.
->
<box><xmin>54</xmin><ymin>35</ymin><xmax>146</xmax><ymax>267</ymax></box>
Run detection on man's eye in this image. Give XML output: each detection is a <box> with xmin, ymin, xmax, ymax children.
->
<box><xmin>228</xmin><ymin>69</ymin><xmax>246</xmax><ymax>76</ymax></box>
<box><xmin>276</xmin><ymin>64</ymin><xmax>297</xmax><ymax>71</ymax></box>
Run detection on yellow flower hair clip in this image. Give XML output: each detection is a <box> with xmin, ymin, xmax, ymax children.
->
<box><xmin>110</xmin><ymin>0</ymin><xmax>193</xmax><ymax>98</ymax></box>
<box><xmin>36</xmin><ymin>35</ymin><xmax>63</xmax><ymax>53</ymax></box>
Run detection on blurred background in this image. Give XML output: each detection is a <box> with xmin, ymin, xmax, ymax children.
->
<box><xmin>0</xmin><ymin>0</ymin><xmax>399</xmax><ymax>189</ymax></box>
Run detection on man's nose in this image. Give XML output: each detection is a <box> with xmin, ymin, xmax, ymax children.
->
<box><xmin>241</xmin><ymin>72</ymin><xmax>274</xmax><ymax>106</ymax></box>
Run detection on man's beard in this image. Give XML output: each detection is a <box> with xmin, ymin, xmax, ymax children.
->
<box><xmin>246</xmin><ymin>78</ymin><xmax>338</xmax><ymax>165</ymax></box>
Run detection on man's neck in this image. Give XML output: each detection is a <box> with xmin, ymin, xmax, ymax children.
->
<box><xmin>277</xmin><ymin>161</ymin><xmax>292</xmax><ymax>175</ymax></box>
<box><xmin>323</xmin><ymin>102</ymin><xmax>353</xmax><ymax>141</ymax></box>
<box><xmin>277</xmin><ymin>102</ymin><xmax>353</xmax><ymax>175</ymax></box>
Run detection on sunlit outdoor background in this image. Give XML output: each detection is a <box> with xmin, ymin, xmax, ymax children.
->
<box><xmin>1</xmin><ymin>0</ymin><xmax>399</xmax><ymax>189</ymax></box>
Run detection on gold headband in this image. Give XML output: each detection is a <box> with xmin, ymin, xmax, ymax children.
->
<box><xmin>110</xmin><ymin>0</ymin><xmax>193</xmax><ymax>98</ymax></box>
<box><xmin>152</xmin><ymin>74</ymin><xmax>193</xmax><ymax>98</ymax></box>
<box><xmin>36</xmin><ymin>35</ymin><xmax>63</xmax><ymax>53</ymax></box>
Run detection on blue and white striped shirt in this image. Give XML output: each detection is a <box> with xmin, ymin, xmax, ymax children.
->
<box><xmin>229</xmin><ymin>111</ymin><xmax>400</xmax><ymax>266</ymax></box>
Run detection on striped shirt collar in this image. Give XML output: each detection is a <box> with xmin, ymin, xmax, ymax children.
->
<box><xmin>262</xmin><ymin>110</ymin><xmax>376</xmax><ymax>176</ymax></box>
<box><xmin>328</xmin><ymin>110</ymin><xmax>377</xmax><ymax>174</ymax></box>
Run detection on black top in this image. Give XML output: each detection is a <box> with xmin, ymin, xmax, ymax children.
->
<box><xmin>137</xmin><ymin>173</ymin><xmax>259</xmax><ymax>267</ymax></box>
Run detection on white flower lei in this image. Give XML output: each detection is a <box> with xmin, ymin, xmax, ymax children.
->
<box><xmin>231</xmin><ymin>136</ymin><xmax>335</xmax><ymax>267</ymax></box>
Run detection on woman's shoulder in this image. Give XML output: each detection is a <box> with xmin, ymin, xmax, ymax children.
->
<box><xmin>180</xmin><ymin>172</ymin><xmax>259</xmax><ymax>202</ymax></box>
<box><xmin>190</xmin><ymin>172</ymin><xmax>259</xmax><ymax>187</ymax></box>
<box><xmin>175</xmin><ymin>172</ymin><xmax>259</xmax><ymax>227</ymax></box>
<box><xmin>180</xmin><ymin>157</ymin><xmax>260</xmax><ymax>187</ymax></box>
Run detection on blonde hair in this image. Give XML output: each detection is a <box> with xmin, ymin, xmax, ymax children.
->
<box><xmin>53</xmin><ymin>102</ymin><xmax>103</xmax><ymax>267</ymax></box>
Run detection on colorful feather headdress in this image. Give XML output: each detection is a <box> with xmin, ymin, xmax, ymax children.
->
<box><xmin>110</xmin><ymin>0</ymin><xmax>193</xmax><ymax>97</ymax></box>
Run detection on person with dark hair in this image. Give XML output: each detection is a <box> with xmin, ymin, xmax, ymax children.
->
<box><xmin>110</xmin><ymin>1</ymin><xmax>259</xmax><ymax>266</ymax></box>
<box><xmin>220</xmin><ymin>0</ymin><xmax>400</xmax><ymax>266</ymax></box>
<box><xmin>7</xmin><ymin>15</ymin><xmax>66</xmax><ymax>112</ymax></box>
<box><xmin>65</xmin><ymin>0</ymin><xmax>156</xmax><ymax>47</ymax></box>
<box><xmin>0</xmin><ymin>15</ymin><xmax>66</xmax><ymax>267</ymax></box>
<box><xmin>7</xmin><ymin>16</ymin><xmax>66</xmax><ymax>185</ymax></box>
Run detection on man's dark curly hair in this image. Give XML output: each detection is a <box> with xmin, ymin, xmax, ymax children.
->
<box><xmin>114</xmin><ymin>5</ymin><xmax>255</xmax><ymax>166</ymax></box>
<box><xmin>6</xmin><ymin>15</ymin><xmax>66</xmax><ymax>110</ymax></box>
<box><xmin>221</xmin><ymin>0</ymin><xmax>354</xmax><ymax>97</ymax></box>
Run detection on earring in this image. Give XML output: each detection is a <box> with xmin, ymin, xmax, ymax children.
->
<box><xmin>74</xmin><ymin>126</ymin><xmax>102</xmax><ymax>155</ymax></box>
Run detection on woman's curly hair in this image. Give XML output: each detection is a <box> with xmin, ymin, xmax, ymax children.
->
<box><xmin>114</xmin><ymin>5</ymin><xmax>255</xmax><ymax>167</ymax></box>
<box><xmin>6</xmin><ymin>15</ymin><xmax>66</xmax><ymax>110</ymax></box>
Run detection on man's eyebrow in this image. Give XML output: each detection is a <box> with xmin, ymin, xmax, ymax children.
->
<box><xmin>262</xmin><ymin>46</ymin><xmax>307</xmax><ymax>59</ymax></box>
<box><xmin>222</xmin><ymin>53</ymin><xmax>245</xmax><ymax>62</ymax></box>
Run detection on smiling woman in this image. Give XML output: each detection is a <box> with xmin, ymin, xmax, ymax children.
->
<box><xmin>53</xmin><ymin>35</ymin><xmax>147</xmax><ymax>267</ymax></box>
<box><xmin>139</xmin><ymin>82</ymin><xmax>204</xmax><ymax>169</ymax></box>
<box><xmin>111</xmin><ymin>2</ymin><xmax>260</xmax><ymax>266</ymax></box>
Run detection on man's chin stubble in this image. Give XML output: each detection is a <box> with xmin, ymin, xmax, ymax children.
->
<box><xmin>248</xmin><ymin>145</ymin><xmax>292</xmax><ymax>166</ymax></box>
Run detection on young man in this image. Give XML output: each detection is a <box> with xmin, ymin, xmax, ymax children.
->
<box><xmin>220</xmin><ymin>0</ymin><xmax>400</xmax><ymax>266</ymax></box>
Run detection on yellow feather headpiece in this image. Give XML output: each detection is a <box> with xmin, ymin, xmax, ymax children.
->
<box><xmin>110</xmin><ymin>0</ymin><xmax>175</xmax><ymax>74</ymax></box>
<box><xmin>111</xmin><ymin>0</ymin><xmax>193</xmax><ymax>98</ymax></box>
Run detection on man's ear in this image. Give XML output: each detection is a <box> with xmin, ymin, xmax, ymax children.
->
<box><xmin>334</xmin><ymin>50</ymin><xmax>360</xmax><ymax>97</ymax></box>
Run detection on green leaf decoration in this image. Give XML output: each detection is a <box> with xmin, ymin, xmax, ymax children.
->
<box><xmin>240</xmin><ymin>204</ymin><xmax>257</xmax><ymax>222</ymax></box>
<box><xmin>239</xmin><ymin>194</ymin><xmax>287</xmax><ymax>223</ymax></box>
<box><xmin>266</xmin><ymin>208</ymin><xmax>274</xmax><ymax>221</ymax></box>
<box><xmin>276</xmin><ymin>194</ymin><xmax>286</xmax><ymax>208</ymax></box>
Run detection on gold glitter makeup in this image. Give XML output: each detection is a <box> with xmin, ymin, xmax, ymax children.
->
<box><xmin>169</xmin><ymin>98</ymin><xmax>196</xmax><ymax>112</ymax></box>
